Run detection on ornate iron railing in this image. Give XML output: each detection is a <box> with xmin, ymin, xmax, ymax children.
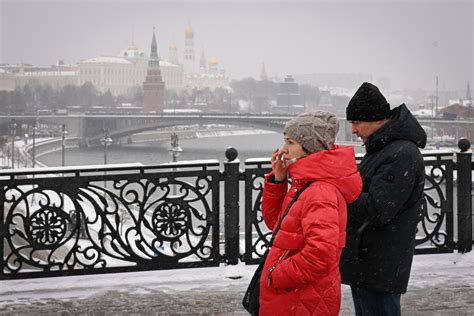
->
<box><xmin>1</xmin><ymin>161</ymin><xmax>221</xmax><ymax>279</ymax></box>
<box><xmin>1</xmin><ymin>144</ymin><xmax>472</xmax><ymax>279</ymax></box>
<box><xmin>241</xmin><ymin>148</ymin><xmax>473</xmax><ymax>264</ymax></box>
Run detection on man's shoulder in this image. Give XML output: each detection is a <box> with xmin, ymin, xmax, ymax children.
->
<box><xmin>384</xmin><ymin>139</ymin><xmax>424</xmax><ymax>159</ymax></box>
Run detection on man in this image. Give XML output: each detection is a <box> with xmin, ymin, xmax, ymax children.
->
<box><xmin>340</xmin><ymin>82</ymin><xmax>427</xmax><ymax>316</ymax></box>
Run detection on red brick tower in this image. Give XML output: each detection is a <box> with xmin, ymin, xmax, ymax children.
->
<box><xmin>143</xmin><ymin>28</ymin><xmax>165</xmax><ymax>112</ymax></box>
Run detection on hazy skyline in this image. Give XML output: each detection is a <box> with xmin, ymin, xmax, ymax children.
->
<box><xmin>1</xmin><ymin>0</ymin><xmax>472</xmax><ymax>91</ymax></box>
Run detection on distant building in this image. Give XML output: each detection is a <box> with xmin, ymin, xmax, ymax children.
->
<box><xmin>199</xmin><ymin>51</ymin><xmax>207</xmax><ymax>74</ymax></box>
<box><xmin>294</xmin><ymin>73</ymin><xmax>373</xmax><ymax>89</ymax></box>
<box><xmin>260</xmin><ymin>62</ymin><xmax>268</xmax><ymax>81</ymax></box>
<box><xmin>0</xmin><ymin>51</ymin><xmax>182</xmax><ymax>95</ymax></box>
<box><xmin>78</xmin><ymin>56</ymin><xmax>142</xmax><ymax>95</ymax></box>
<box><xmin>78</xmin><ymin>44</ymin><xmax>183</xmax><ymax>95</ymax></box>
<box><xmin>318</xmin><ymin>90</ymin><xmax>333</xmax><ymax>107</ymax></box>
<box><xmin>466</xmin><ymin>81</ymin><xmax>472</xmax><ymax>105</ymax></box>
<box><xmin>168</xmin><ymin>44</ymin><xmax>179</xmax><ymax>65</ymax></box>
<box><xmin>439</xmin><ymin>103</ymin><xmax>473</xmax><ymax>119</ymax></box>
<box><xmin>0</xmin><ymin>69</ymin><xmax>16</xmax><ymax>91</ymax></box>
<box><xmin>184</xmin><ymin>54</ymin><xmax>229</xmax><ymax>90</ymax></box>
<box><xmin>0</xmin><ymin>62</ymin><xmax>79</xmax><ymax>90</ymax></box>
<box><xmin>143</xmin><ymin>29</ymin><xmax>165</xmax><ymax>113</ymax></box>
<box><xmin>272</xmin><ymin>75</ymin><xmax>304</xmax><ymax>113</ymax></box>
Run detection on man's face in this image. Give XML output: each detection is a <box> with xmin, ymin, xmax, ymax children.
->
<box><xmin>350</xmin><ymin>120</ymin><xmax>385</xmax><ymax>143</ymax></box>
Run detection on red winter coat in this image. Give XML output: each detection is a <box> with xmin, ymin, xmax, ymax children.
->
<box><xmin>259</xmin><ymin>145</ymin><xmax>362</xmax><ymax>316</ymax></box>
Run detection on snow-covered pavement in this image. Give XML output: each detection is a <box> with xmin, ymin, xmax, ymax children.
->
<box><xmin>0</xmin><ymin>252</ymin><xmax>473</xmax><ymax>315</ymax></box>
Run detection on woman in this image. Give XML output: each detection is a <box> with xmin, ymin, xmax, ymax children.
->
<box><xmin>259</xmin><ymin>111</ymin><xmax>362</xmax><ymax>315</ymax></box>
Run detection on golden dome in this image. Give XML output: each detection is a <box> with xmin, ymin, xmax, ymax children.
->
<box><xmin>209</xmin><ymin>56</ymin><xmax>218</xmax><ymax>65</ymax></box>
<box><xmin>169</xmin><ymin>43</ymin><xmax>177</xmax><ymax>50</ymax></box>
<box><xmin>185</xmin><ymin>26</ymin><xmax>193</xmax><ymax>35</ymax></box>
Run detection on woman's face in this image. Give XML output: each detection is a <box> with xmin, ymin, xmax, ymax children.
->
<box><xmin>281</xmin><ymin>135</ymin><xmax>307</xmax><ymax>161</ymax></box>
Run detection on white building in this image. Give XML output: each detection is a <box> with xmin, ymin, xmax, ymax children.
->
<box><xmin>78</xmin><ymin>44</ymin><xmax>183</xmax><ymax>95</ymax></box>
<box><xmin>0</xmin><ymin>63</ymin><xmax>79</xmax><ymax>90</ymax></box>
<box><xmin>0</xmin><ymin>69</ymin><xmax>16</xmax><ymax>91</ymax></box>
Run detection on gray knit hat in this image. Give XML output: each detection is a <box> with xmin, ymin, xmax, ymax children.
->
<box><xmin>283</xmin><ymin>111</ymin><xmax>339</xmax><ymax>153</ymax></box>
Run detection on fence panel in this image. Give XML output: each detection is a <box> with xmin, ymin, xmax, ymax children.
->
<box><xmin>242</xmin><ymin>152</ymin><xmax>461</xmax><ymax>264</ymax></box>
<box><xmin>0</xmin><ymin>162</ymin><xmax>221</xmax><ymax>280</ymax></box>
<box><xmin>415</xmin><ymin>154</ymin><xmax>455</xmax><ymax>254</ymax></box>
<box><xmin>243</xmin><ymin>159</ymin><xmax>272</xmax><ymax>265</ymax></box>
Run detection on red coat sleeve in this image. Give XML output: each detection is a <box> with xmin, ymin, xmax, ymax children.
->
<box><xmin>262</xmin><ymin>172</ymin><xmax>288</xmax><ymax>230</ymax></box>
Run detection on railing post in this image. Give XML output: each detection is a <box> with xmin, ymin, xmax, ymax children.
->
<box><xmin>456</xmin><ymin>138</ymin><xmax>472</xmax><ymax>253</ymax></box>
<box><xmin>224</xmin><ymin>146</ymin><xmax>240</xmax><ymax>264</ymax></box>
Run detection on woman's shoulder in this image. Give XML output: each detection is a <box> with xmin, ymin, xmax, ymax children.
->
<box><xmin>300</xmin><ymin>181</ymin><xmax>339</xmax><ymax>202</ymax></box>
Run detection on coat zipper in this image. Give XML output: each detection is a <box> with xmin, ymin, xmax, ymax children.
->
<box><xmin>267</xmin><ymin>249</ymin><xmax>288</xmax><ymax>286</ymax></box>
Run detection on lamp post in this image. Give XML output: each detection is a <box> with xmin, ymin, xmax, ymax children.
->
<box><xmin>11</xmin><ymin>119</ymin><xmax>16</xmax><ymax>169</ymax></box>
<box><xmin>168</xmin><ymin>133</ymin><xmax>182</xmax><ymax>163</ymax></box>
<box><xmin>435</xmin><ymin>75</ymin><xmax>439</xmax><ymax>118</ymax></box>
<box><xmin>100</xmin><ymin>128</ymin><xmax>113</xmax><ymax>189</ymax></box>
<box><xmin>32</xmin><ymin>118</ymin><xmax>38</xmax><ymax>168</ymax></box>
<box><xmin>61</xmin><ymin>124</ymin><xmax>68</xmax><ymax>167</ymax></box>
<box><xmin>100</xmin><ymin>128</ymin><xmax>113</xmax><ymax>165</ymax></box>
<box><xmin>168</xmin><ymin>133</ymin><xmax>183</xmax><ymax>195</ymax></box>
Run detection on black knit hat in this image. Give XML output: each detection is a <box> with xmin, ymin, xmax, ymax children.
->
<box><xmin>346</xmin><ymin>82</ymin><xmax>391</xmax><ymax>121</ymax></box>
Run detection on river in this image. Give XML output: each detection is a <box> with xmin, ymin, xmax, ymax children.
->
<box><xmin>37</xmin><ymin>130</ymin><xmax>365</xmax><ymax>167</ymax></box>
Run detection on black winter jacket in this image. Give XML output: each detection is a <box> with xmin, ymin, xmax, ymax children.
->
<box><xmin>340</xmin><ymin>104</ymin><xmax>427</xmax><ymax>294</ymax></box>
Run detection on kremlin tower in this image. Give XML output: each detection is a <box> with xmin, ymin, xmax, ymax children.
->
<box><xmin>143</xmin><ymin>28</ymin><xmax>165</xmax><ymax>112</ymax></box>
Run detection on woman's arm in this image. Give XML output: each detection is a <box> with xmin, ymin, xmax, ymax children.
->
<box><xmin>262</xmin><ymin>172</ymin><xmax>288</xmax><ymax>230</ymax></box>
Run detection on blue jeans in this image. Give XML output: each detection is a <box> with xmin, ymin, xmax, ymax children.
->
<box><xmin>351</xmin><ymin>287</ymin><xmax>401</xmax><ymax>316</ymax></box>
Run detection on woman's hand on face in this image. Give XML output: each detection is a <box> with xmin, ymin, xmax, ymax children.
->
<box><xmin>271</xmin><ymin>148</ymin><xmax>287</xmax><ymax>182</ymax></box>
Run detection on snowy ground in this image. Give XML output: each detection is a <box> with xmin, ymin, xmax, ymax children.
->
<box><xmin>0</xmin><ymin>251</ymin><xmax>473</xmax><ymax>315</ymax></box>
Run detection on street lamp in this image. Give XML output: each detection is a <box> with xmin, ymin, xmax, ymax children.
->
<box><xmin>61</xmin><ymin>124</ymin><xmax>68</xmax><ymax>167</ymax></box>
<box><xmin>11</xmin><ymin>119</ymin><xmax>16</xmax><ymax>169</ymax></box>
<box><xmin>168</xmin><ymin>132</ymin><xmax>183</xmax><ymax>163</ymax></box>
<box><xmin>100</xmin><ymin>128</ymin><xmax>113</xmax><ymax>165</ymax></box>
<box><xmin>32</xmin><ymin>118</ymin><xmax>38</xmax><ymax>168</ymax></box>
<box><xmin>168</xmin><ymin>133</ymin><xmax>183</xmax><ymax>195</ymax></box>
<box><xmin>100</xmin><ymin>128</ymin><xmax>113</xmax><ymax>189</ymax></box>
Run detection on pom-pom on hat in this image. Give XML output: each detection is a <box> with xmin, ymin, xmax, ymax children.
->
<box><xmin>283</xmin><ymin>111</ymin><xmax>339</xmax><ymax>153</ymax></box>
<box><xmin>346</xmin><ymin>82</ymin><xmax>391</xmax><ymax>121</ymax></box>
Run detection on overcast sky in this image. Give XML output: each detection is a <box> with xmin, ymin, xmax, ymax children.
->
<box><xmin>0</xmin><ymin>0</ymin><xmax>472</xmax><ymax>90</ymax></box>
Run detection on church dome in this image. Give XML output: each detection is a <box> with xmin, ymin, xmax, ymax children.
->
<box><xmin>120</xmin><ymin>45</ymin><xmax>146</xmax><ymax>58</ymax></box>
<box><xmin>185</xmin><ymin>26</ymin><xmax>194</xmax><ymax>38</ymax></box>
<box><xmin>209</xmin><ymin>56</ymin><xmax>219</xmax><ymax>65</ymax></box>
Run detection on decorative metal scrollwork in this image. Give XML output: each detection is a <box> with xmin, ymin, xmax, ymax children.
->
<box><xmin>28</xmin><ymin>207</ymin><xmax>69</xmax><ymax>248</ymax></box>
<box><xmin>2</xmin><ymin>169</ymin><xmax>219</xmax><ymax>277</ymax></box>
<box><xmin>416</xmin><ymin>164</ymin><xmax>451</xmax><ymax>250</ymax></box>
<box><xmin>246</xmin><ymin>171</ymin><xmax>272</xmax><ymax>260</ymax></box>
<box><xmin>153</xmin><ymin>200</ymin><xmax>189</xmax><ymax>239</ymax></box>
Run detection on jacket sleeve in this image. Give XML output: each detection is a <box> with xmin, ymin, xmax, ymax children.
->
<box><xmin>270</xmin><ymin>186</ymin><xmax>340</xmax><ymax>290</ymax></box>
<box><xmin>351</xmin><ymin>147</ymin><xmax>421</xmax><ymax>227</ymax></box>
<box><xmin>262</xmin><ymin>172</ymin><xmax>288</xmax><ymax>230</ymax></box>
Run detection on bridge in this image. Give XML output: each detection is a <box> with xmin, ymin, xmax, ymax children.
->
<box><xmin>1</xmin><ymin>113</ymin><xmax>473</xmax><ymax>147</ymax></box>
